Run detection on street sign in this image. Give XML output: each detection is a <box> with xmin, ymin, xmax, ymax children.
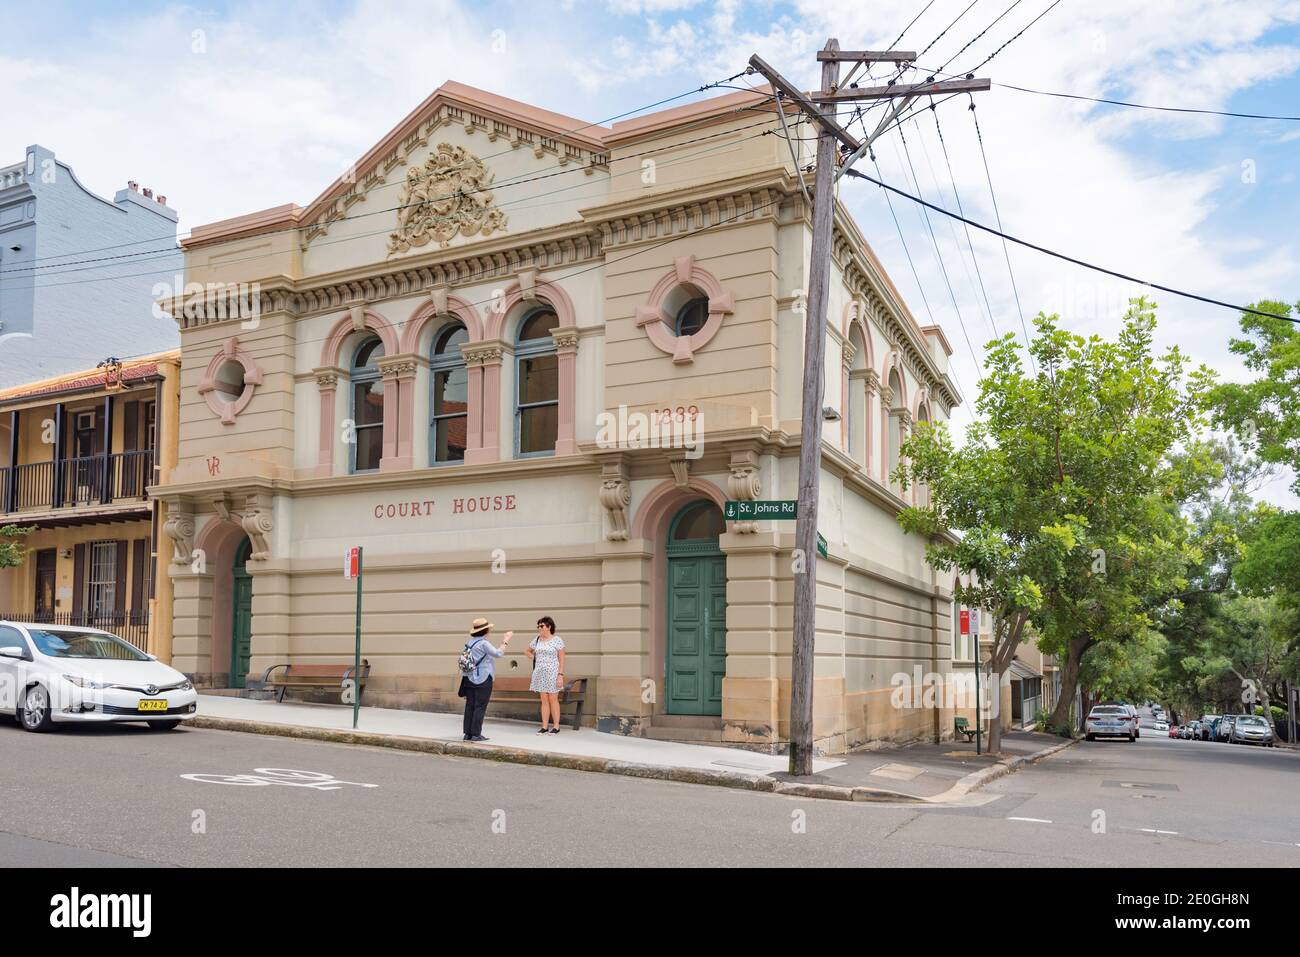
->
<box><xmin>816</xmin><ymin>532</ymin><xmax>828</xmax><ymax>559</ymax></box>
<box><xmin>344</xmin><ymin>546</ymin><xmax>363</xmax><ymax>729</ymax></box>
<box><xmin>725</xmin><ymin>500</ymin><xmax>798</xmax><ymax>520</ymax></box>
<box><xmin>960</xmin><ymin>609</ymin><xmax>970</xmax><ymax>635</ymax></box>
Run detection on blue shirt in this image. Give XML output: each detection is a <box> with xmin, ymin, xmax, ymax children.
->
<box><xmin>465</xmin><ymin>636</ymin><xmax>504</xmax><ymax>684</ymax></box>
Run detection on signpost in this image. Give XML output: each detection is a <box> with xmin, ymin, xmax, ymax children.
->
<box><xmin>961</xmin><ymin>608</ymin><xmax>984</xmax><ymax>755</ymax></box>
<box><xmin>343</xmin><ymin>545</ymin><xmax>363</xmax><ymax>730</ymax></box>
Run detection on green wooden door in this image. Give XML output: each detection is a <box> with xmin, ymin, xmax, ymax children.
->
<box><xmin>231</xmin><ymin>541</ymin><xmax>253</xmax><ymax>689</ymax></box>
<box><xmin>666</xmin><ymin>502</ymin><xmax>727</xmax><ymax>716</ymax></box>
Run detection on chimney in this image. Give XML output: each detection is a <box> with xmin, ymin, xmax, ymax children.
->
<box><xmin>128</xmin><ymin>180</ymin><xmax>138</xmax><ymax>191</ymax></box>
<box><xmin>143</xmin><ymin>187</ymin><xmax>153</xmax><ymax>199</ymax></box>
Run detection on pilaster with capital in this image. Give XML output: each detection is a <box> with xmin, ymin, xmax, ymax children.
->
<box><xmin>240</xmin><ymin>491</ymin><xmax>275</xmax><ymax>561</ymax></box>
<box><xmin>313</xmin><ymin>366</ymin><xmax>343</xmax><ymax>477</ymax></box>
<box><xmin>376</xmin><ymin>353</ymin><xmax>420</xmax><ymax>471</ymax></box>
<box><xmin>551</xmin><ymin>325</ymin><xmax>579</xmax><ymax>456</ymax></box>
<box><xmin>462</xmin><ymin>339</ymin><xmax>507</xmax><ymax>464</ymax></box>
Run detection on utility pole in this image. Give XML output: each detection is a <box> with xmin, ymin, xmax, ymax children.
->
<box><xmin>749</xmin><ymin>41</ymin><xmax>988</xmax><ymax>776</ymax></box>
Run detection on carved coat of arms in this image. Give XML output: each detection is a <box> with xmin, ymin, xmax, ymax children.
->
<box><xmin>388</xmin><ymin>143</ymin><xmax>507</xmax><ymax>254</ymax></box>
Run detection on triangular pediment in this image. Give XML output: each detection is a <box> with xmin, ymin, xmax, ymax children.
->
<box><xmin>300</xmin><ymin>82</ymin><xmax>610</xmax><ymax>247</ymax></box>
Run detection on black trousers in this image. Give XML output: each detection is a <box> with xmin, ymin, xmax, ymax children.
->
<box><xmin>462</xmin><ymin>676</ymin><xmax>493</xmax><ymax>738</ymax></box>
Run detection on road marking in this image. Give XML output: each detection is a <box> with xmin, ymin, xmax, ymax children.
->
<box><xmin>181</xmin><ymin>767</ymin><xmax>379</xmax><ymax>790</ymax></box>
<box><xmin>1262</xmin><ymin>841</ymin><xmax>1300</xmax><ymax>848</ymax></box>
<box><xmin>1006</xmin><ymin>816</ymin><xmax>1053</xmax><ymax>823</ymax></box>
<box><xmin>1137</xmin><ymin>828</ymin><xmax>1178</xmax><ymax>835</ymax></box>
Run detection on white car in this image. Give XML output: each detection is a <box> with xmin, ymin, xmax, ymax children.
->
<box><xmin>1085</xmin><ymin>704</ymin><xmax>1137</xmax><ymax>741</ymax></box>
<box><xmin>1154</xmin><ymin>720</ymin><xmax>1169</xmax><ymax>731</ymax></box>
<box><xmin>0</xmin><ymin>623</ymin><xmax>198</xmax><ymax>732</ymax></box>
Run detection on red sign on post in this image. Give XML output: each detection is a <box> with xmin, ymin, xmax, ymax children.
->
<box><xmin>344</xmin><ymin>546</ymin><xmax>361</xmax><ymax>580</ymax></box>
<box><xmin>960</xmin><ymin>609</ymin><xmax>970</xmax><ymax>636</ymax></box>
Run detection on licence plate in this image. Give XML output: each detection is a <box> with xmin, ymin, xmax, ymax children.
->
<box><xmin>137</xmin><ymin>699</ymin><xmax>168</xmax><ymax>712</ymax></box>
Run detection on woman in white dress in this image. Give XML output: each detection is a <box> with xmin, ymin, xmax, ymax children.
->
<box><xmin>525</xmin><ymin>616</ymin><xmax>566</xmax><ymax>733</ymax></box>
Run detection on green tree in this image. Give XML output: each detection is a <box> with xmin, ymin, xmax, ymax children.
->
<box><xmin>0</xmin><ymin>525</ymin><xmax>34</xmax><ymax>569</ymax></box>
<box><xmin>895</xmin><ymin>299</ymin><xmax>1213</xmax><ymax>751</ymax></box>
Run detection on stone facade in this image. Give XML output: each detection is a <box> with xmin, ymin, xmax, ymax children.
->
<box><xmin>154</xmin><ymin>82</ymin><xmax>978</xmax><ymax>754</ymax></box>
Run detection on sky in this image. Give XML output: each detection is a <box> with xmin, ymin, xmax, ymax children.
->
<box><xmin>3</xmin><ymin>0</ymin><xmax>1299</xmax><ymax>500</ymax></box>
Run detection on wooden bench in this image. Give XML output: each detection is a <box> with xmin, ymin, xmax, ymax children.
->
<box><xmin>488</xmin><ymin>675</ymin><xmax>589</xmax><ymax>730</ymax></box>
<box><xmin>954</xmin><ymin>716</ymin><xmax>980</xmax><ymax>743</ymax></box>
<box><xmin>260</xmin><ymin>661</ymin><xmax>370</xmax><ymax>703</ymax></box>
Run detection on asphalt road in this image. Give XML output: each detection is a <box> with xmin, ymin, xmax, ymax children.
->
<box><xmin>1</xmin><ymin>714</ymin><xmax>1295</xmax><ymax>867</ymax></box>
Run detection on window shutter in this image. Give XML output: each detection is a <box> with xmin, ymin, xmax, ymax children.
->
<box><xmin>72</xmin><ymin>543</ymin><xmax>87</xmax><ymax>617</ymax></box>
<box><xmin>123</xmin><ymin>400</ymin><xmax>139</xmax><ymax>452</ymax></box>
<box><xmin>131</xmin><ymin>537</ymin><xmax>147</xmax><ymax>612</ymax></box>
<box><xmin>113</xmin><ymin>540</ymin><xmax>127</xmax><ymax>613</ymax></box>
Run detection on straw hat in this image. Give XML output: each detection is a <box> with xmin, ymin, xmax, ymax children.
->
<box><xmin>469</xmin><ymin>617</ymin><xmax>494</xmax><ymax>632</ymax></box>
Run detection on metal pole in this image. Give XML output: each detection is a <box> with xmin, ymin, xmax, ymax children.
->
<box><xmin>787</xmin><ymin>38</ymin><xmax>841</xmax><ymax>777</ymax></box>
<box><xmin>353</xmin><ymin>546</ymin><xmax>363</xmax><ymax>730</ymax></box>
<box><xmin>1289</xmin><ymin>681</ymin><xmax>1297</xmax><ymax>745</ymax></box>
<box><xmin>974</xmin><ymin>644</ymin><xmax>981</xmax><ymax>756</ymax></box>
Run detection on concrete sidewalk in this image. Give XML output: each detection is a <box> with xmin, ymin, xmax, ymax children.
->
<box><xmin>191</xmin><ymin>694</ymin><xmax>1073</xmax><ymax>803</ymax></box>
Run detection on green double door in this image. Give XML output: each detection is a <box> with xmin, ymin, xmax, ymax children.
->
<box><xmin>666</xmin><ymin>552</ymin><xmax>727</xmax><ymax>716</ymax></box>
<box><xmin>231</xmin><ymin>541</ymin><xmax>253</xmax><ymax>689</ymax></box>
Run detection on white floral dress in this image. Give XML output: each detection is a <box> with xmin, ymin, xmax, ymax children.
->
<box><xmin>529</xmin><ymin>636</ymin><xmax>565</xmax><ymax>693</ymax></box>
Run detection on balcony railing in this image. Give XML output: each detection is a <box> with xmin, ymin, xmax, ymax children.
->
<box><xmin>2</xmin><ymin>450</ymin><xmax>154</xmax><ymax>514</ymax></box>
<box><xmin>1</xmin><ymin>610</ymin><xmax>151</xmax><ymax>652</ymax></box>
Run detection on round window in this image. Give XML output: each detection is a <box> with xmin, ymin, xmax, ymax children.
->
<box><xmin>213</xmin><ymin>359</ymin><xmax>246</xmax><ymax>399</ymax></box>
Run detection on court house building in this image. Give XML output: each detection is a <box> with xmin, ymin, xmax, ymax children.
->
<box><xmin>154</xmin><ymin>81</ymin><xmax>973</xmax><ymax>754</ymax></box>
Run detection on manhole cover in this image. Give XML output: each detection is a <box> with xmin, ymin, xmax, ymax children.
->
<box><xmin>1102</xmin><ymin>780</ymin><xmax>1179</xmax><ymax>791</ymax></box>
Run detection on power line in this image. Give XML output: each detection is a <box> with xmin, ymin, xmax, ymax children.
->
<box><xmin>3</xmin><ymin>96</ymin><xmax>782</xmax><ymax>281</ymax></box>
<box><xmin>8</xmin><ymin>157</ymin><xmax>801</xmax><ymax>369</ymax></box>
<box><xmin>894</xmin><ymin>127</ymin><xmax>985</xmax><ymax>383</ymax></box>
<box><xmin>844</xmin><ymin>166</ymin><xmax>1298</xmax><ymax>323</ymax></box>
<box><xmin>930</xmin><ymin>105</ymin><xmax>1000</xmax><ymax>340</ymax></box>
<box><xmin>968</xmin><ymin>98</ymin><xmax>1035</xmax><ymax>372</ymax></box>
<box><xmin>937</xmin><ymin>0</ymin><xmax>1024</xmax><ymax>72</ymax></box>
<box><xmin>1</xmin><ymin>71</ymin><xmax>758</xmax><ymax>270</ymax></box>
<box><xmin>992</xmin><ymin>80</ymin><xmax>1300</xmax><ymax>121</ymax></box>
<box><xmin>915</xmin><ymin>62</ymin><xmax>1300</xmax><ymax>121</ymax></box>
<box><xmin>889</xmin><ymin>0</ymin><xmax>937</xmax><ymax>49</ymax></box>
<box><xmin>917</xmin><ymin>0</ymin><xmax>982</xmax><ymax>61</ymax></box>
<box><xmin>963</xmin><ymin>0</ymin><xmax>1063</xmax><ymax>72</ymax></box>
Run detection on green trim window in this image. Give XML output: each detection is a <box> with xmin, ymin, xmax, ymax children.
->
<box><xmin>515</xmin><ymin>307</ymin><xmax>559</xmax><ymax>457</ymax></box>
<box><xmin>351</xmin><ymin>336</ymin><xmax>385</xmax><ymax>473</ymax></box>
<box><xmin>430</xmin><ymin>323</ymin><xmax>469</xmax><ymax>464</ymax></box>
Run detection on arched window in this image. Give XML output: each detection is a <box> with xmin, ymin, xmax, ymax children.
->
<box><xmin>670</xmin><ymin>500</ymin><xmax>726</xmax><ymax>542</ymax></box>
<box><xmin>887</xmin><ymin>368</ymin><xmax>904</xmax><ymax>487</ymax></box>
<box><xmin>515</xmin><ymin>307</ymin><xmax>559</xmax><ymax>457</ymax></box>
<box><xmin>351</xmin><ymin>336</ymin><xmax>385</xmax><ymax>473</ymax></box>
<box><xmin>430</xmin><ymin>323</ymin><xmax>469</xmax><ymax>464</ymax></box>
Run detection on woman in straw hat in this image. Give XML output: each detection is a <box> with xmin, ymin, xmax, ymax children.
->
<box><xmin>459</xmin><ymin>617</ymin><xmax>511</xmax><ymax>741</ymax></box>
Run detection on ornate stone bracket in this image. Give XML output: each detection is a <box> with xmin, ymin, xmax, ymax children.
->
<box><xmin>667</xmin><ymin>450</ymin><xmax>690</xmax><ymax>488</ymax></box>
<box><xmin>727</xmin><ymin>449</ymin><xmax>762</xmax><ymax>534</ymax></box>
<box><xmin>240</xmin><ymin>492</ymin><xmax>274</xmax><ymax>561</ymax></box>
<box><xmin>599</xmin><ymin>458</ymin><xmax>632</xmax><ymax>542</ymax></box>
<box><xmin>163</xmin><ymin>505</ymin><xmax>196</xmax><ymax>568</ymax></box>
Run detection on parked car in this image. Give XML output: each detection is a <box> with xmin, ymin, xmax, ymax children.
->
<box><xmin>1085</xmin><ymin>705</ymin><xmax>1136</xmax><ymax>741</ymax></box>
<box><xmin>0</xmin><ymin>623</ymin><xmax>198</xmax><ymax>732</ymax></box>
<box><xmin>1168</xmin><ymin>724</ymin><xmax>1181</xmax><ymax>738</ymax></box>
<box><xmin>1228</xmin><ymin>713</ymin><xmax>1275</xmax><ymax>747</ymax></box>
<box><xmin>1215</xmin><ymin>715</ymin><xmax>1236</xmax><ymax>742</ymax></box>
<box><xmin>1198</xmin><ymin>715</ymin><xmax>1220</xmax><ymax>741</ymax></box>
<box><xmin>1154</xmin><ymin>719</ymin><xmax>1169</xmax><ymax>731</ymax></box>
<box><xmin>1178</xmin><ymin>724</ymin><xmax>1194</xmax><ymax>739</ymax></box>
<box><xmin>1120</xmin><ymin>703</ymin><xmax>1141</xmax><ymax>738</ymax></box>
